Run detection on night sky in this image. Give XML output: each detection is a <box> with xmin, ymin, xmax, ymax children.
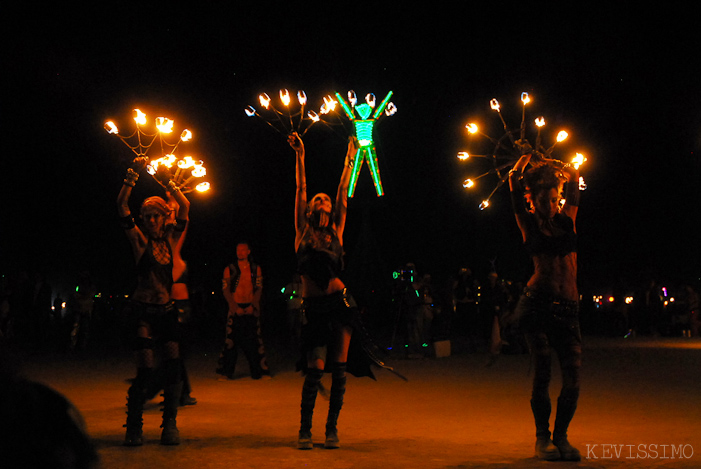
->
<box><xmin>3</xmin><ymin>4</ymin><xmax>700</xmax><ymax>301</ymax></box>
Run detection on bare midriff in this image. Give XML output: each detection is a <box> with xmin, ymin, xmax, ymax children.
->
<box><xmin>301</xmin><ymin>276</ymin><xmax>345</xmax><ymax>298</ymax></box>
<box><xmin>527</xmin><ymin>252</ymin><xmax>578</xmax><ymax>301</ymax></box>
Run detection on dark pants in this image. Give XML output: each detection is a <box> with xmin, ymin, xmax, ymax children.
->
<box><xmin>217</xmin><ymin>313</ymin><xmax>269</xmax><ymax>379</ymax></box>
<box><xmin>515</xmin><ymin>290</ymin><xmax>581</xmax><ymax>441</ymax></box>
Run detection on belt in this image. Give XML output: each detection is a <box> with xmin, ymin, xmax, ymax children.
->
<box><xmin>523</xmin><ymin>288</ymin><xmax>578</xmax><ymax>309</ymax></box>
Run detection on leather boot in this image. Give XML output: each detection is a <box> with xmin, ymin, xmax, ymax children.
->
<box><xmin>325</xmin><ymin>363</ymin><xmax>346</xmax><ymax>449</ymax></box>
<box><xmin>553</xmin><ymin>395</ymin><xmax>580</xmax><ymax>460</ymax></box>
<box><xmin>160</xmin><ymin>382</ymin><xmax>182</xmax><ymax>445</ymax></box>
<box><xmin>324</xmin><ymin>412</ymin><xmax>340</xmax><ymax>449</ymax></box>
<box><xmin>124</xmin><ymin>386</ymin><xmax>145</xmax><ymax>446</ymax></box>
<box><xmin>123</xmin><ymin>368</ymin><xmax>150</xmax><ymax>446</ymax></box>
<box><xmin>531</xmin><ymin>397</ymin><xmax>559</xmax><ymax>460</ymax></box>
<box><xmin>124</xmin><ymin>368</ymin><xmax>153</xmax><ymax>446</ymax></box>
<box><xmin>535</xmin><ymin>438</ymin><xmax>560</xmax><ymax>460</ymax></box>
<box><xmin>298</xmin><ymin>369</ymin><xmax>322</xmax><ymax>449</ymax></box>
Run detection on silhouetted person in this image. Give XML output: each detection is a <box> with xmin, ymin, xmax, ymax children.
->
<box><xmin>216</xmin><ymin>241</ymin><xmax>270</xmax><ymax>380</ymax></box>
<box><xmin>0</xmin><ymin>341</ymin><xmax>99</xmax><ymax>468</ymax></box>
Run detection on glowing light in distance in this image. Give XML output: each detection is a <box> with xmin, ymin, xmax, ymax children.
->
<box><xmin>466</xmin><ymin>123</ymin><xmax>478</xmax><ymax>134</ymax></box>
<box><xmin>535</xmin><ymin>117</ymin><xmax>545</xmax><ymax>127</ymax></box>
<box><xmin>245</xmin><ymin>106</ymin><xmax>256</xmax><ymax>117</ymax></box>
<box><xmin>625</xmin><ymin>296</ymin><xmax>634</xmax><ymax>304</ymax></box>
<box><xmin>365</xmin><ymin>93</ymin><xmax>376</xmax><ymax>108</ymax></box>
<box><xmin>385</xmin><ymin>102</ymin><xmax>397</xmax><ymax>116</ymax></box>
<box><xmin>490</xmin><ymin>99</ymin><xmax>500</xmax><ymax>112</ymax></box>
<box><xmin>180</xmin><ymin>129</ymin><xmax>192</xmax><ymax>141</ymax></box>
<box><xmin>521</xmin><ymin>92</ymin><xmax>531</xmax><ymax>105</ymax></box>
<box><xmin>297</xmin><ymin>90</ymin><xmax>307</xmax><ymax>105</ymax></box>
<box><xmin>457</xmin><ymin>152</ymin><xmax>470</xmax><ymax>160</ymax></box>
<box><xmin>479</xmin><ymin>200</ymin><xmax>489</xmax><ymax>210</ymax></box>
<box><xmin>463</xmin><ymin>178</ymin><xmax>475</xmax><ymax>188</ymax></box>
<box><xmin>557</xmin><ymin>130</ymin><xmax>568</xmax><ymax>142</ymax></box>
<box><xmin>307</xmin><ymin>111</ymin><xmax>320</xmax><ymax>122</ymax></box>
<box><xmin>195</xmin><ymin>182</ymin><xmax>210</xmax><ymax>192</ymax></box>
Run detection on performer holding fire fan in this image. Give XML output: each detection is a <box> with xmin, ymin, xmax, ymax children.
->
<box><xmin>509</xmin><ymin>147</ymin><xmax>582</xmax><ymax>461</ymax></box>
<box><xmin>289</xmin><ymin>132</ymin><xmax>375</xmax><ymax>450</ymax></box>
<box><xmin>117</xmin><ymin>157</ymin><xmax>190</xmax><ymax>446</ymax></box>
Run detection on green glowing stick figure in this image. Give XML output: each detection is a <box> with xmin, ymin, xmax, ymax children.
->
<box><xmin>334</xmin><ymin>91</ymin><xmax>395</xmax><ymax>197</ymax></box>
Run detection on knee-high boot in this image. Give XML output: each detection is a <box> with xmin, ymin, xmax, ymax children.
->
<box><xmin>124</xmin><ymin>367</ymin><xmax>151</xmax><ymax>446</ymax></box>
<box><xmin>298</xmin><ymin>368</ymin><xmax>323</xmax><ymax>449</ymax></box>
<box><xmin>160</xmin><ymin>359</ymin><xmax>182</xmax><ymax>445</ymax></box>
<box><xmin>325</xmin><ymin>362</ymin><xmax>347</xmax><ymax>449</ymax></box>
<box><xmin>531</xmin><ymin>397</ymin><xmax>559</xmax><ymax>460</ymax></box>
<box><xmin>553</xmin><ymin>395</ymin><xmax>580</xmax><ymax>460</ymax></box>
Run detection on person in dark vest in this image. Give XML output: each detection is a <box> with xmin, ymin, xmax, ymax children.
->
<box><xmin>216</xmin><ymin>242</ymin><xmax>270</xmax><ymax>380</ymax></box>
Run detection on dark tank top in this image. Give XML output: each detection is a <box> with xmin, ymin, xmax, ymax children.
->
<box><xmin>296</xmin><ymin>227</ymin><xmax>344</xmax><ymax>290</ymax></box>
<box><xmin>136</xmin><ymin>238</ymin><xmax>174</xmax><ymax>293</ymax></box>
<box><xmin>524</xmin><ymin>213</ymin><xmax>577</xmax><ymax>257</ymax></box>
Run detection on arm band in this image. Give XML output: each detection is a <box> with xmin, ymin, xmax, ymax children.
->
<box><xmin>174</xmin><ymin>218</ymin><xmax>188</xmax><ymax>232</ymax></box>
<box><xmin>119</xmin><ymin>214</ymin><xmax>135</xmax><ymax>230</ymax></box>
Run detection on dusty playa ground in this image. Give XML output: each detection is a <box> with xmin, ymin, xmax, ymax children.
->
<box><xmin>11</xmin><ymin>336</ymin><xmax>701</xmax><ymax>468</ymax></box>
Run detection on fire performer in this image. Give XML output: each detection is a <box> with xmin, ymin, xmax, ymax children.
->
<box><xmin>117</xmin><ymin>157</ymin><xmax>189</xmax><ymax>446</ymax></box>
<box><xmin>142</xmin><ymin>193</ymin><xmax>198</xmax><ymax>407</ymax></box>
<box><xmin>508</xmin><ymin>148</ymin><xmax>582</xmax><ymax>461</ymax></box>
<box><xmin>289</xmin><ymin>132</ymin><xmax>374</xmax><ymax>450</ymax></box>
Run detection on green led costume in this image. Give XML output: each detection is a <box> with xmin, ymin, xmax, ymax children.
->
<box><xmin>334</xmin><ymin>91</ymin><xmax>394</xmax><ymax>197</ymax></box>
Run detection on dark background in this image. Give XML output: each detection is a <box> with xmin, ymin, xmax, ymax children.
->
<box><xmin>3</xmin><ymin>3</ymin><xmax>700</xmax><ymax>307</ymax></box>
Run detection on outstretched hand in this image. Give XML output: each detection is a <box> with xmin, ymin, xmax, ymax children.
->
<box><xmin>345</xmin><ymin>136</ymin><xmax>359</xmax><ymax>167</ymax></box>
<box><xmin>131</xmin><ymin>156</ymin><xmax>148</xmax><ymax>172</ymax></box>
<box><xmin>288</xmin><ymin>132</ymin><xmax>304</xmax><ymax>153</ymax></box>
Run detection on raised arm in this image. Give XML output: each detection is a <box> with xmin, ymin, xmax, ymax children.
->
<box><xmin>289</xmin><ymin>132</ymin><xmax>307</xmax><ymax>248</ymax></box>
<box><xmin>168</xmin><ymin>183</ymin><xmax>190</xmax><ymax>222</ymax></box>
<box><xmin>334</xmin><ymin>136</ymin><xmax>359</xmax><ymax>244</ymax></box>
<box><xmin>509</xmin><ymin>153</ymin><xmax>532</xmax><ymax>242</ymax></box>
<box><xmin>117</xmin><ymin>158</ymin><xmax>147</xmax><ymax>257</ymax></box>
<box><xmin>561</xmin><ymin>164</ymin><xmax>580</xmax><ymax>225</ymax></box>
<box><xmin>165</xmin><ymin>192</ymin><xmax>189</xmax><ymax>256</ymax></box>
<box><xmin>164</xmin><ymin>183</ymin><xmax>190</xmax><ymax>247</ymax></box>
